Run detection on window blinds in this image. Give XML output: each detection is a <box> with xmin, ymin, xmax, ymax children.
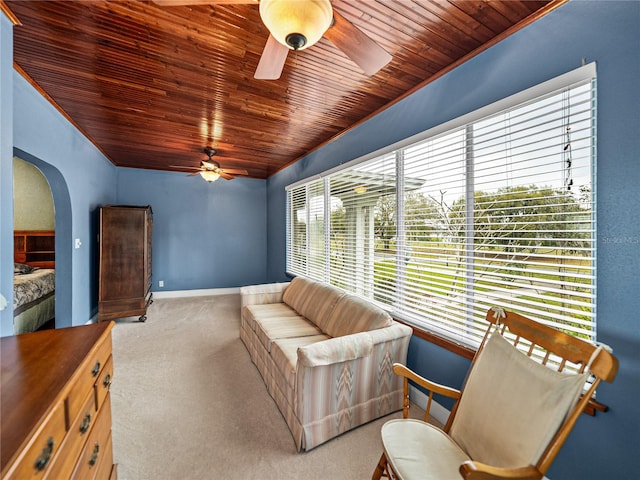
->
<box><xmin>286</xmin><ymin>64</ymin><xmax>596</xmax><ymax>347</ymax></box>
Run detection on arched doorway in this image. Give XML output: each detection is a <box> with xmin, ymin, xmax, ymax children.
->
<box><xmin>14</xmin><ymin>148</ymin><xmax>72</xmax><ymax>328</ymax></box>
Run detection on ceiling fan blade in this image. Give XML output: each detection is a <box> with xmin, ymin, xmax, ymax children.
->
<box><xmin>220</xmin><ymin>168</ymin><xmax>248</xmax><ymax>175</ymax></box>
<box><xmin>324</xmin><ymin>11</ymin><xmax>392</xmax><ymax>76</ymax></box>
<box><xmin>219</xmin><ymin>171</ymin><xmax>235</xmax><ymax>180</ymax></box>
<box><xmin>254</xmin><ymin>35</ymin><xmax>289</xmax><ymax>80</ymax></box>
<box><xmin>153</xmin><ymin>0</ymin><xmax>257</xmax><ymax>6</ymax></box>
<box><xmin>169</xmin><ymin>165</ymin><xmax>203</xmax><ymax>171</ymax></box>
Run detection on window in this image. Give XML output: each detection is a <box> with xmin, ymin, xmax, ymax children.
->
<box><xmin>287</xmin><ymin>64</ymin><xmax>597</xmax><ymax>347</ymax></box>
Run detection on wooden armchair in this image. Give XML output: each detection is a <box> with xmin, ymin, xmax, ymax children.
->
<box><xmin>372</xmin><ymin>307</ymin><xmax>618</xmax><ymax>480</ymax></box>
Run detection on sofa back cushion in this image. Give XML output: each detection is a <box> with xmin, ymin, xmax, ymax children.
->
<box><xmin>282</xmin><ymin>277</ymin><xmax>345</xmax><ymax>327</ymax></box>
<box><xmin>321</xmin><ymin>294</ymin><xmax>393</xmax><ymax>338</ymax></box>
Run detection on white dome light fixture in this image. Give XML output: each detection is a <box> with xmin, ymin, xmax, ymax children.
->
<box><xmin>199</xmin><ymin>170</ymin><xmax>220</xmax><ymax>183</ymax></box>
<box><xmin>260</xmin><ymin>0</ymin><xmax>333</xmax><ymax>51</ymax></box>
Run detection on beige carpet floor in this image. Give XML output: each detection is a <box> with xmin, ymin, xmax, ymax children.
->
<box><xmin>110</xmin><ymin>294</ymin><xmax>420</xmax><ymax>479</ymax></box>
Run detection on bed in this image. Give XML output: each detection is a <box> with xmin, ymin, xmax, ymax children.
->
<box><xmin>13</xmin><ymin>263</ymin><xmax>55</xmax><ymax>334</ymax></box>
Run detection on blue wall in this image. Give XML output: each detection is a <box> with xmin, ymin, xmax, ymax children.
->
<box><xmin>10</xmin><ymin>71</ymin><xmax>119</xmax><ymax>330</ymax></box>
<box><xmin>4</xmin><ymin>55</ymin><xmax>268</xmax><ymax>335</ymax></box>
<box><xmin>2</xmin><ymin>0</ymin><xmax>638</xmax><ymax>476</ymax></box>
<box><xmin>116</xmin><ymin>167</ymin><xmax>268</xmax><ymax>291</ymax></box>
<box><xmin>266</xmin><ymin>2</ymin><xmax>640</xmax><ymax>478</ymax></box>
<box><xmin>0</xmin><ymin>13</ymin><xmax>15</xmax><ymax>335</ymax></box>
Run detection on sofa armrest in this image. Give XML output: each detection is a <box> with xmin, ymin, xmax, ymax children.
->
<box><xmin>366</xmin><ymin>322</ymin><xmax>413</xmax><ymax>345</ymax></box>
<box><xmin>298</xmin><ymin>322</ymin><xmax>412</xmax><ymax>367</ymax></box>
<box><xmin>294</xmin><ymin>322</ymin><xmax>413</xmax><ymax>432</ymax></box>
<box><xmin>240</xmin><ymin>282</ymin><xmax>291</xmax><ymax>307</ymax></box>
<box><xmin>298</xmin><ymin>333</ymin><xmax>374</xmax><ymax>367</ymax></box>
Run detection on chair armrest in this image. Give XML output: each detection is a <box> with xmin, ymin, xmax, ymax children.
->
<box><xmin>393</xmin><ymin>363</ymin><xmax>461</xmax><ymax>400</ymax></box>
<box><xmin>240</xmin><ymin>282</ymin><xmax>290</xmax><ymax>307</ymax></box>
<box><xmin>459</xmin><ymin>461</ymin><xmax>543</xmax><ymax>480</ymax></box>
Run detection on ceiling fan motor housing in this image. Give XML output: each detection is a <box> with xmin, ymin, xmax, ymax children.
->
<box><xmin>286</xmin><ymin>33</ymin><xmax>306</xmax><ymax>50</ymax></box>
<box><xmin>260</xmin><ymin>0</ymin><xmax>333</xmax><ymax>51</ymax></box>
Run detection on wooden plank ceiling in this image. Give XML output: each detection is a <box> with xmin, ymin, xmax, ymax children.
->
<box><xmin>6</xmin><ymin>0</ymin><xmax>561</xmax><ymax>180</ymax></box>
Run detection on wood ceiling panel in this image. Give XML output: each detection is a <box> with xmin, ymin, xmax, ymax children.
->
<box><xmin>6</xmin><ymin>0</ymin><xmax>563</xmax><ymax>180</ymax></box>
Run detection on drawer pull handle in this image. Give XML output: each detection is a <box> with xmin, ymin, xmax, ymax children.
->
<box><xmin>33</xmin><ymin>437</ymin><xmax>54</xmax><ymax>471</ymax></box>
<box><xmin>89</xmin><ymin>443</ymin><xmax>100</xmax><ymax>467</ymax></box>
<box><xmin>91</xmin><ymin>361</ymin><xmax>101</xmax><ymax>377</ymax></box>
<box><xmin>79</xmin><ymin>413</ymin><xmax>92</xmax><ymax>434</ymax></box>
<box><xmin>103</xmin><ymin>373</ymin><xmax>112</xmax><ymax>389</ymax></box>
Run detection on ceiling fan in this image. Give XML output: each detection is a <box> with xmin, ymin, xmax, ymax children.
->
<box><xmin>172</xmin><ymin>147</ymin><xmax>249</xmax><ymax>182</ymax></box>
<box><xmin>152</xmin><ymin>0</ymin><xmax>392</xmax><ymax>79</ymax></box>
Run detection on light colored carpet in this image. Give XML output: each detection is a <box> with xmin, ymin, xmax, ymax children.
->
<box><xmin>110</xmin><ymin>294</ymin><xmax>420</xmax><ymax>479</ymax></box>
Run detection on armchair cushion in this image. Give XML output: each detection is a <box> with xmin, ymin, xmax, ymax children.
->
<box><xmin>382</xmin><ymin>419</ymin><xmax>470</xmax><ymax>480</ymax></box>
<box><xmin>449</xmin><ymin>333</ymin><xmax>588</xmax><ymax>468</ymax></box>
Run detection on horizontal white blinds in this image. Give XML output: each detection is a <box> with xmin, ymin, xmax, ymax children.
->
<box><xmin>287</xmin><ymin>66</ymin><xmax>596</xmax><ymax>347</ymax></box>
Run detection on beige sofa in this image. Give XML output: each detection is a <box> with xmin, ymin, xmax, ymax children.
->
<box><xmin>240</xmin><ymin>276</ymin><xmax>413</xmax><ymax>451</ymax></box>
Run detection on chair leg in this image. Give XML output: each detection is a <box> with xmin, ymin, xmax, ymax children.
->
<box><xmin>372</xmin><ymin>452</ymin><xmax>390</xmax><ymax>480</ymax></box>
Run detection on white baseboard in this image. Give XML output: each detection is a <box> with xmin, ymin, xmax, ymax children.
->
<box><xmin>151</xmin><ymin>287</ymin><xmax>240</xmax><ymax>299</ymax></box>
<box><xmin>409</xmin><ymin>384</ymin><xmax>451</xmax><ymax>427</ymax></box>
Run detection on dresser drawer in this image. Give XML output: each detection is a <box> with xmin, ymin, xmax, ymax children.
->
<box><xmin>44</xmin><ymin>389</ymin><xmax>96</xmax><ymax>480</ymax></box>
<box><xmin>71</xmin><ymin>394</ymin><xmax>112</xmax><ymax>480</ymax></box>
<box><xmin>92</xmin><ymin>432</ymin><xmax>114</xmax><ymax>480</ymax></box>
<box><xmin>67</xmin><ymin>334</ymin><xmax>112</xmax><ymax>426</ymax></box>
<box><xmin>4</xmin><ymin>402</ymin><xmax>66</xmax><ymax>480</ymax></box>
<box><xmin>95</xmin><ymin>355</ymin><xmax>114</xmax><ymax>410</ymax></box>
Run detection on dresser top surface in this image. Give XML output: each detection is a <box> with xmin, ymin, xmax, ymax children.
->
<box><xmin>0</xmin><ymin>322</ymin><xmax>113</xmax><ymax>470</ymax></box>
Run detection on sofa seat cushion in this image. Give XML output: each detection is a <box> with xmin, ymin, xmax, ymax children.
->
<box><xmin>321</xmin><ymin>294</ymin><xmax>393</xmax><ymax>338</ymax></box>
<box><xmin>243</xmin><ymin>303</ymin><xmax>301</xmax><ymax>331</ymax></box>
<box><xmin>271</xmin><ymin>335</ymin><xmax>330</xmax><ymax>388</ymax></box>
<box><xmin>255</xmin><ymin>315</ymin><xmax>324</xmax><ymax>353</ymax></box>
<box><xmin>282</xmin><ymin>277</ymin><xmax>345</xmax><ymax>326</ymax></box>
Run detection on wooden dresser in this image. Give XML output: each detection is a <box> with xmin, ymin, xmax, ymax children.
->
<box><xmin>98</xmin><ymin>205</ymin><xmax>153</xmax><ymax>322</ymax></box>
<box><xmin>1</xmin><ymin>322</ymin><xmax>117</xmax><ymax>480</ymax></box>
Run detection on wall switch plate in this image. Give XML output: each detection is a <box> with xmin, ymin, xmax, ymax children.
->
<box><xmin>159</xmin><ymin>280</ymin><xmax>164</xmax><ymax>288</ymax></box>
<box><xmin>74</xmin><ymin>238</ymin><xmax>82</xmax><ymax>249</ymax></box>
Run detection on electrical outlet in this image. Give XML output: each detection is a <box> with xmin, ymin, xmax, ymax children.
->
<box><xmin>158</xmin><ymin>280</ymin><xmax>164</xmax><ymax>288</ymax></box>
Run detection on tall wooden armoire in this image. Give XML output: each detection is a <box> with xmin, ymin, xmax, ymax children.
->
<box><xmin>98</xmin><ymin>205</ymin><xmax>153</xmax><ymax>322</ymax></box>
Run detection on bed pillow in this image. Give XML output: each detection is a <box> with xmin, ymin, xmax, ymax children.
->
<box><xmin>14</xmin><ymin>263</ymin><xmax>34</xmax><ymax>274</ymax></box>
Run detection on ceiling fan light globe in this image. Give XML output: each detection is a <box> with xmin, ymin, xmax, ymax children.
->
<box><xmin>200</xmin><ymin>170</ymin><xmax>220</xmax><ymax>183</ymax></box>
<box><xmin>260</xmin><ymin>0</ymin><xmax>333</xmax><ymax>51</ymax></box>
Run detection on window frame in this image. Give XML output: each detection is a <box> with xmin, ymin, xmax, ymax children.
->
<box><xmin>286</xmin><ymin>63</ymin><xmax>597</xmax><ymax>350</ymax></box>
